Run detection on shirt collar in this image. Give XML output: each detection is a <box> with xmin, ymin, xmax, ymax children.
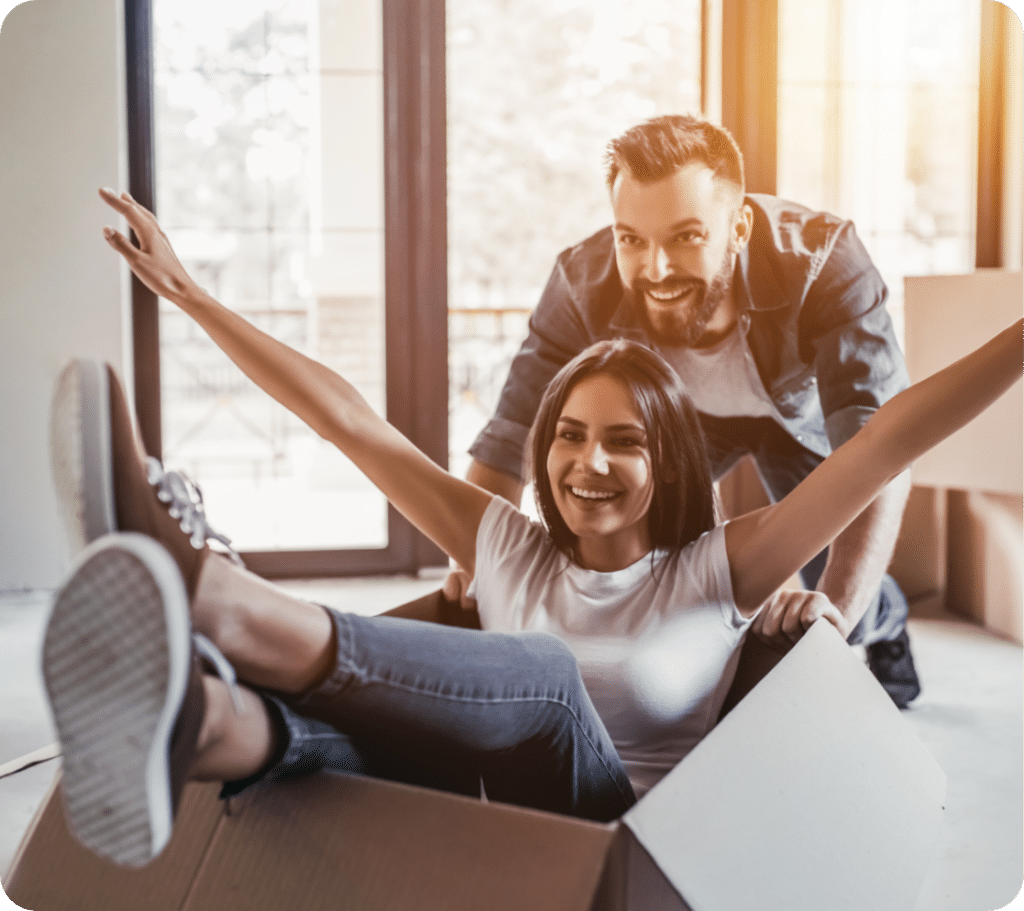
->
<box><xmin>733</xmin><ymin>200</ymin><xmax>789</xmax><ymax>314</ymax></box>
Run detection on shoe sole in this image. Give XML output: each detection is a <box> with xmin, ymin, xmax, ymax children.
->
<box><xmin>43</xmin><ymin>533</ymin><xmax>192</xmax><ymax>868</ymax></box>
<box><xmin>49</xmin><ymin>359</ymin><xmax>116</xmax><ymax>552</ymax></box>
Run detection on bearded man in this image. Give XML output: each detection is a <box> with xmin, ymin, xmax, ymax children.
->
<box><xmin>454</xmin><ymin>114</ymin><xmax>920</xmax><ymax>707</ymax></box>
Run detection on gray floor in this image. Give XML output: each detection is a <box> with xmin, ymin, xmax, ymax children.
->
<box><xmin>0</xmin><ymin>581</ymin><xmax>1021</xmax><ymax>911</ymax></box>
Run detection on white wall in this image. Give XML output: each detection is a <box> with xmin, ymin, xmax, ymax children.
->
<box><xmin>0</xmin><ymin>0</ymin><xmax>129</xmax><ymax>590</ymax></box>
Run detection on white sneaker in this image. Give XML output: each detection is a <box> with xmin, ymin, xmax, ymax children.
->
<box><xmin>42</xmin><ymin>533</ymin><xmax>206</xmax><ymax>868</ymax></box>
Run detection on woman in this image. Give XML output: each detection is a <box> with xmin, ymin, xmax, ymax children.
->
<box><xmin>42</xmin><ymin>188</ymin><xmax>1022</xmax><ymax>868</ymax></box>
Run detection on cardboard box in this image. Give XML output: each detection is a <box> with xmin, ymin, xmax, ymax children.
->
<box><xmin>3</xmin><ymin>619</ymin><xmax>945</xmax><ymax>911</ymax></box>
<box><xmin>903</xmin><ymin>271</ymin><xmax>1023</xmax><ymax>497</ymax></box>
<box><xmin>946</xmin><ymin>489</ymin><xmax>1024</xmax><ymax>643</ymax></box>
<box><xmin>903</xmin><ymin>271</ymin><xmax>1024</xmax><ymax>639</ymax></box>
<box><xmin>888</xmin><ymin>485</ymin><xmax>947</xmax><ymax>611</ymax></box>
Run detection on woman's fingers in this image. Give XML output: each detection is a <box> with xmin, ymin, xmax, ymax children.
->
<box><xmin>753</xmin><ymin>589</ymin><xmax>843</xmax><ymax>651</ymax></box>
<box><xmin>99</xmin><ymin>188</ymin><xmax>158</xmax><ymax>246</ymax></box>
<box><xmin>781</xmin><ymin>592</ymin><xmax>812</xmax><ymax>642</ymax></box>
<box><xmin>102</xmin><ymin>225</ymin><xmax>138</xmax><ymax>261</ymax></box>
<box><xmin>98</xmin><ymin>187</ymin><xmax>136</xmax><ymax>221</ymax></box>
<box><xmin>102</xmin><ymin>223</ymin><xmax>165</xmax><ymax>297</ymax></box>
<box><xmin>752</xmin><ymin>589</ymin><xmax>850</xmax><ymax>655</ymax></box>
<box><xmin>815</xmin><ymin>601</ymin><xmax>850</xmax><ymax>639</ymax></box>
<box><xmin>750</xmin><ymin>591</ymin><xmax>795</xmax><ymax>650</ymax></box>
<box><xmin>442</xmin><ymin>567</ymin><xmax>478</xmax><ymax>611</ymax></box>
<box><xmin>98</xmin><ymin>187</ymin><xmax>200</xmax><ymax>305</ymax></box>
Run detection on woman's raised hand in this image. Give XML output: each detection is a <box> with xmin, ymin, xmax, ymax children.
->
<box><xmin>99</xmin><ymin>188</ymin><xmax>204</xmax><ymax>307</ymax></box>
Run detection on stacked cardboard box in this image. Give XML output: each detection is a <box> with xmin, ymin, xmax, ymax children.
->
<box><xmin>903</xmin><ymin>271</ymin><xmax>1023</xmax><ymax>643</ymax></box>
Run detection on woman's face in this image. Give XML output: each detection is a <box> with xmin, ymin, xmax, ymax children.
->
<box><xmin>546</xmin><ymin>372</ymin><xmax>655</xmax><ymax>571</ymax></box>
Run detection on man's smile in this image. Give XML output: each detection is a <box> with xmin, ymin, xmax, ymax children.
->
<box><xmin>640</xmin><ymin>280</ymin><xmax>703</xmax><ymax>307</ymax></box>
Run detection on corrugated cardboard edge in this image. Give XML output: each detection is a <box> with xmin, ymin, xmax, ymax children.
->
<box><xmin>3</xmin><ymin>771</ymin><xmax>61</xmax><ymax>889</ymax></box>
<box><xmin>4</xmin><ymin>775</ymin><xmax>226</xmax><ymax>911</ymax></box>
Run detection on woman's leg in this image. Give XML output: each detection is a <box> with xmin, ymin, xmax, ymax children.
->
<box><xmin>287</xmin><ymin>610</ymin><xmax>635</xmax><ymax>821</ymax></box>
<box><xmin>190</xmin><ymin>555</ymin><xmax>634</xmax><ymax>821</ymax></box>
<box><xmin>190</xmin><ymin>553</ymin><xmax>335</xmax><ymax>694</ymax></box>
<box><xmin>214</xmin><ymin>689</ymin><xmax>483</xmax><ymax>800</ymax></box>
<box><xmin>191</xmin><ymin>675</ymin><xmax>279</xmax><ymax>783</ymax></box>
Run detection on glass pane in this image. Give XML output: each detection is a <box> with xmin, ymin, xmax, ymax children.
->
<box><xmin>445</xmin><ymin>0</ymin><xmax>703</xmax><ymax>480</ymax></box>
<box><xmin>777</xmin><ymin>0</ymin><xmax>981</xmax><ymax>342</ymax></box>
<box><xmin>153</xmin><ymin>0</ymin><xmax>387</xmax><ymax>552</ymax></box>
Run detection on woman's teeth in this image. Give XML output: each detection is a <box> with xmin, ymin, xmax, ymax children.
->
<box><xmin>570</xmin><ymin>487</ymin><xmax>618</xmax><ymax>500</ymax></box>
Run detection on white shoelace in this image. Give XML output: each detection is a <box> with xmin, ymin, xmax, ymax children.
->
<box><xmin>193</xmin><ymin>632</ymin><xmax>244</xmax><ymax>714</ymax></box>
<box><xmin>146</xmin><ymin>457</ymin><xmax>244</xmax><ymax>566</ymax></box>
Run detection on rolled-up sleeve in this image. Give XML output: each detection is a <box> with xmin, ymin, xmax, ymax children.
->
<box><xmin>468</xmin><ymin>416</ymin><xmax>533</xmax><ymax>481</ymax></box>
<box><xmin>824</xmin><ymin>404</ymin><xmax>878</xmax><ymax>450</ymax></box>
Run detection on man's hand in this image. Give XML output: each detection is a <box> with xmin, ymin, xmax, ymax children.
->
<box><xmin>814</xmin><ymin>469</ymin><xmax>911</xmax><ymax>636</ymax></box>
<box><xmin>99</xmin><ymin>187</ymin><xmax>204</xmax><ymax>306</ymax></box>
<box><xmin>442</xmin><ymin>565</ymin><xmax>478</xmax><ymax>611</ymax></box>
<box><xmin>750</xmin><ymin>589</ymin><xmax>850</xmax><ymax>652</ymax></box>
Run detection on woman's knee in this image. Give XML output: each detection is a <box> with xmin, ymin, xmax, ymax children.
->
<box><xmin>517</xmin><ymin>632</ymin><xmax>588</xmax><ymax>700</ymax></box>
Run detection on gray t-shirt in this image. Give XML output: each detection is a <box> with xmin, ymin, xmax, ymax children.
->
<box><xmin>659</xmin><ymin>326</ymin><xmax>776</xmax><ymax>420</ymax></box>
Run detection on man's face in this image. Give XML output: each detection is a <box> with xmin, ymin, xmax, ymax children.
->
<box><xmin>611</xmin><ymin>161</ymin><xmax>751</xmax><ymax>348</ymax></box>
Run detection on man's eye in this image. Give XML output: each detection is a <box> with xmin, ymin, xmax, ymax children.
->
<box><xmin>674</xmin><ymin>231</ymin><xmax>703</xmax><ymax>244</ymax></box>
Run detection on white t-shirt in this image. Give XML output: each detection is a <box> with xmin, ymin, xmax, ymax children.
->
<box><xmin>470</xmin><ymin>496</ymin><xmax>753</xmax><ymax>797</ymax></box>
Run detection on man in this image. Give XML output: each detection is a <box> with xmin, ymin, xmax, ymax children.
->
<box><xmin>452</xmin><ymin>114</ymin><xmax>919</xmax><ymax>707</ymax></box>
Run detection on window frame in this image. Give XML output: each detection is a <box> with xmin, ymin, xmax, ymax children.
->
<box><xmin>977</xmin><ymin>0</ymin><xmax>1022</xmax><ymax>269</ymax></box>
<box><xmin>720</xmin><ymin>0</ymin><xmax>778</xmax><ymax>195</ymax></box>
<box><xmin>125</xmin><ymin>0</ymin><xmax>448</xmax><ymax>578</ymax></box>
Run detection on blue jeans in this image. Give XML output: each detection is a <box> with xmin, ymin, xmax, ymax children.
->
<box><xmin>701</xmin><ymin>414</ymin><xmax>909</xmax><ymax>646</ymax></box>
<box><xmin>226</xmin><ymin>609</ymin><xmax>636</xmax><ymax>822</ymax></box>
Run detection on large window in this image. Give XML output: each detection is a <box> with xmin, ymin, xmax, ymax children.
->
<box><xmin>445</xmin><ymin>0</ymin><xmax>703</xmax><ymax>479</ymax></box>
<box><xmin>141</xmin><ymin>0</ymin><xmax>446</xmax><ymax>576</ymax></box>
<box><xmin>153</xmin><ymin>0</ymin><xmax>387</xmax><ymax>553</ymax></box>
<box><xmin>776</xmin><ymin>0</ymin><xmax>984</xmax><ymax>340</ymax></box>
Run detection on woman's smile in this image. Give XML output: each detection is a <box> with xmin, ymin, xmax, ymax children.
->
<box><xmin>568</xmin><ymin>485</ymin><xmax>620</xmax><ymax>502</ymax></box>
<box><xmin>547</xmin><ymin>373</ymin><xmax>655</xmax><ymax>571</ymax></box>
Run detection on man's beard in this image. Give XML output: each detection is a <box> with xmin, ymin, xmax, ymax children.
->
<box><xmin>632</xmin><ymin>254</ymin><xmax>734</xmax><ymax>348</ymax></box>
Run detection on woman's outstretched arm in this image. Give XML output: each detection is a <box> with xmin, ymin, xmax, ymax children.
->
<box><xmin>99</xmin><ymin>188</ymin><xmax>492</xmax><ymax>575</ymax></box>
<box><xmin>726</xmin><ymin>318</ymin><xmax>1023</xmax><ymax>616</ymax></box>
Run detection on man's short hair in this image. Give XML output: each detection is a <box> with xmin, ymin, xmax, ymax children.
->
<box><xmin>604</xmin><ymin>115</ymin><xmax>745</xmax><ymax>194</ymax></box>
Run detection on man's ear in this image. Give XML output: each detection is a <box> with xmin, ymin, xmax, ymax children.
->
<box><xmin>731</xmin><ymin>203</ymin><xmax>754</xmax><ymax>253</ymax></box>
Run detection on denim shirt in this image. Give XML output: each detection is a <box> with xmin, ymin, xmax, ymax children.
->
<box><xmin>469</xmin><ymin>194</ymin><xmax>910</xmax><ymax>483</ymax></box>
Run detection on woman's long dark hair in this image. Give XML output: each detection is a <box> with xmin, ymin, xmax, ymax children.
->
<box><xmin>530</xmin><ymin>339</ymin><xmax>717</xmax><ymax>562</ymax></box>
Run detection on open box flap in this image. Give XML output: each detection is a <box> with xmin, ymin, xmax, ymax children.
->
<box><xmin>621</xmin><ymin>619</ymin><xmax>947</xmax><ymax>911</ymax></box>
